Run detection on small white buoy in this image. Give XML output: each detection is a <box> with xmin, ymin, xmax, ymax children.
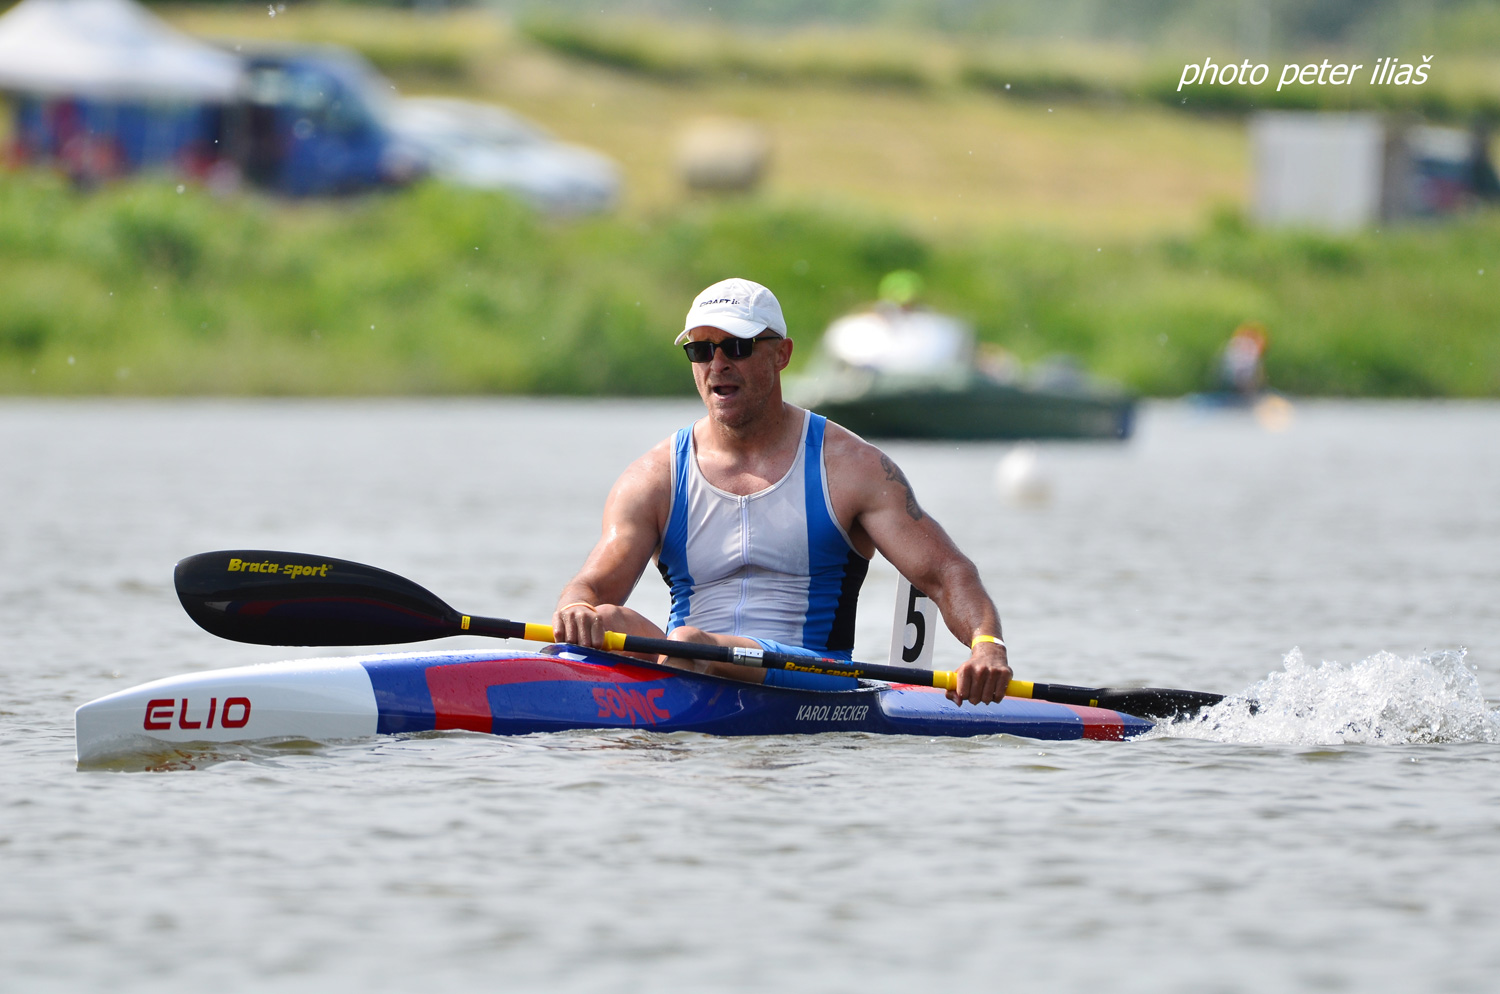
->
<box><xmin>1254</xmin><ymin>394</ymin><xmax>1295</xmax><ymax>432</ymax></box>
<box><xmin>994</xmin><ymin>444</ymin><xmax>1052</xmax><ymax>506</ymax></box>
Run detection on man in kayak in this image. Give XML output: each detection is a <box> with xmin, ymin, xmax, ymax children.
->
<box><xmin>552</xmin><ymin>277</ymin><xmax>1011</xmax><ymax>705</ymax></box>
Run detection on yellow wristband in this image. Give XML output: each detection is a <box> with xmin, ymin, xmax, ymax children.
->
<box><xmin>560</xmin><ymin>601</ymin><xmax>596</xmax><ymax>612</ymax></box>
<box><xmin>971</xmin><ymin>634</ymin><xmax>1006</xmax><ymax>650</ymax></box>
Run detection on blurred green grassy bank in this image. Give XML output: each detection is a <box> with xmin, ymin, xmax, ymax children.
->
<box><xmin>2</xmin><ymin>173</ymin><xmax>1496</xmax><ymax>398</ymax></box>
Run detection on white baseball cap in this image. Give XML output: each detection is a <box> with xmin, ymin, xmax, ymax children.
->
<box><xmin>676</xmin><ymin>278</ymin><xmax>787</xmax><ymax>345</ymax></box>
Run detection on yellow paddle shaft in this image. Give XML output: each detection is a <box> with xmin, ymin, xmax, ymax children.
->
<box><xmin>510</xmin><ymin>622</ymin><xmax>606</xmax><ymax>646</ymax></box>
<box><xmin>480</xmin><ymin>619</ymin><xmax>976</xmax><ymax>692</ymax></box>
<box><xmin>497</xmin><ymin>620</ymin><xmax>630</xmax><ymax>652</ymax></box>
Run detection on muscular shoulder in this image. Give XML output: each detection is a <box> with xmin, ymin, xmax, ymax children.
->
<box><xmin>604</xmin><ymin>435</ymin><xmax>675</xmax><ymax>532</ymax></box>
<box><xmin>821</xmin><ymin>420</ymin><xmax>924</xmax><ymax>547</ymax></box>
<box><xmin>821</xmin><ymin>419</ymin><xmax>887</xmax><ymax>486</ymax></box>
<box><xmin>615</xmin><ymin>435</ymin><xmax>675</xmax><ymax>497</ymax></box>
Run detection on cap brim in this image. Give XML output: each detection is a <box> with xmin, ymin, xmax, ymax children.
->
<box><xmin>676</xmin><ymin>313</ymin><xmax>777</xmax><ymax>345</ymax></box>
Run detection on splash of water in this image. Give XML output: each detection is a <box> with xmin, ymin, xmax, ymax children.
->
<box><xmin>1153</xmin><ymin>648</ymin><xmax>1500</xmax><ymax>746</ymax></box>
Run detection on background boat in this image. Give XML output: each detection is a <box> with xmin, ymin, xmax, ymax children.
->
<box><xmin>786</xmin><ymin>301</ymin><xmax>1135</xmax><ymax>440</ymax></box>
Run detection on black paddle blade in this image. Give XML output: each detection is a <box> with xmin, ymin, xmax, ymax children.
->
<box><xmin>1026</xmin><ymin>681</ymin><xmax>1226</xmax><ymax>721</ymax></box>
<box><xmin>175</xmin><ymin>550</ymin><xmax>463</xmax><ymax>646</ymax></box>
<box><xmin>1088</xmin><ymin>687</ymin><xmax>1226</xmax><ymax>721</ymax></box>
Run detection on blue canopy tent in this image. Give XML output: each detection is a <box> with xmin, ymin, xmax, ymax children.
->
<box><xmin>0</xmin><ymin>0</ymin><xmax>240</xmax><ymax>182</ymax></box>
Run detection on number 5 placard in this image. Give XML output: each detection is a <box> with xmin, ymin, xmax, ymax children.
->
<box><xmin>888</xmin><ymin>575</ymin><xmax>936</xmax><ymax>669</ymax></box>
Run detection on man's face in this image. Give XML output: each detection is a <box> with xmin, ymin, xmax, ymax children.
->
<box><xmin>685</xmin><ymin>326</ymin><xmax>794</xmax><ymax>431</ymax></box>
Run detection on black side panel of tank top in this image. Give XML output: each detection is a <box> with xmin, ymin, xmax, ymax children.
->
<box><xmin>826</xmin><ymin>550</ymin><xmax>870</xmax><ymax>653</ymax></box>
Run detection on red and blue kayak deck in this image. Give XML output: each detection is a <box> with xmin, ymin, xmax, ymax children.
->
<box><xmin>363</xmin><ymin>645</ymin><xmax>1151</xmax><ymax>741</ymax></box>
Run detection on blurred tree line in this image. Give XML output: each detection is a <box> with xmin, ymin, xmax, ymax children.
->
<box><xmin>124</xmin><ymin>1</ymin><xmax>1500</xmax><ymax>54</ymax></box>
<box><xmin>3</xmin><ymin>175</ymin><xmax>1496</xmax><ymax>398</ymax></box>
<box><xmin>277</xmin><ymin>0</ymin><xmax>1500</xmax><ymax>53</ymax></box>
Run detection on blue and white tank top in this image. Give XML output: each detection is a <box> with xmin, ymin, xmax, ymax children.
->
<box><xmin>657</xmin><ymin>411</ymin><xmax>869</xmax><ymax>659</ymax></box>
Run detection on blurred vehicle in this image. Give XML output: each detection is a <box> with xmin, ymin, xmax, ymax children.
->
<box><xmin>786</xmin><ymin>273</ymin><xmax>1135</xmax><ymax>441</ymax></box>
<box><xmin>1400</xmin><ymin>123</ymin><xmax>1500</xmax><ymax>215</ymax></box>
<box><xmin>233</xmin><ymin>47</ymin><xmax>424</xmax><ymax>197</ymax></box>
<box><xmin>388</xmin><ymin>96</ymin><xmax>619</xmax><ymax>213</ymax></box>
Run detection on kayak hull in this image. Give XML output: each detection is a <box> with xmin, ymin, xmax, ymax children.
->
<box><xmin>75</xmin><ymin>645</ymin><xmax>1153</xmax><ymax>763</ymax></box>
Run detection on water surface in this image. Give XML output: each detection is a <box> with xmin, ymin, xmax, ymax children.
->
<box><xmin>2</xmin><ymin>399</ymin><xmax>1498</xmax><ymax>992</ymax></box>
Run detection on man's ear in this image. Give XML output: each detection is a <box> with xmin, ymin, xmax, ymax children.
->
<box><xmin>773</xmin><ymin>337</ymin><xmax>794</xmax><ymax>372</ymax></box>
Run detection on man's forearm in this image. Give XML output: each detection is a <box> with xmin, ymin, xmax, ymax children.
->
<box><xmin>924</xmin><ymin>558</ymin><xmax>1003</xmax><ymax>645</ymax></box>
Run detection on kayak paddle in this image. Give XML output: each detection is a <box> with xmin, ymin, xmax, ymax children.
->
<box><xmin>174</xmin><ymin>550</ymin><xmax>1225</xmax><ymax>720</ymax></box>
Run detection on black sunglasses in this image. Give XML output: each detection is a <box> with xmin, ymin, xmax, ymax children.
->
<box><xmin>683</xmin><ymin>335</ymin><xmax>780</xmax><ymax>363</ymax></box>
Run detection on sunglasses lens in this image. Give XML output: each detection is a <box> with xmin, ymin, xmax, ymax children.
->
<box><xmin>683</xmin><ymin>336</ymin><xmax>775</xmax><ymax>362</ymax></box>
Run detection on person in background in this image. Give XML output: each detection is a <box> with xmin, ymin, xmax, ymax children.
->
<box><xmin>1219</xmin><ymin>322</ymin><xmax>1268</xmax><ymax>399</ymax></box>
<box><xmin>876</xmin><ymin>268</ymin><xmax>924</xmax><ymax>308</ymax></box>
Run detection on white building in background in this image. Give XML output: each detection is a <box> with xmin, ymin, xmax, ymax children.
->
<box><xmin>1251</xmin><ymin>113</ymin><xmax>1385</xmax><ymax>230</ymax></box>
<box><xmin>1251</xmin><ymin>111</ymin><xmax>1499</xmax><ymax>231</ymax></box>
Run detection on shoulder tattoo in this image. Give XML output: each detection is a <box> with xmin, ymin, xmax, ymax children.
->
<box><xmin>880</xmin><ymin>454</ymin><xmax>926</xmax><ymax>522</ymax></box>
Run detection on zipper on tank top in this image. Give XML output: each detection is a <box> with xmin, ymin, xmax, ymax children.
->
<box><xmin>732</xmin><ymin>494</ymin><xmax>750</xmax><ymax>634</ymax></box>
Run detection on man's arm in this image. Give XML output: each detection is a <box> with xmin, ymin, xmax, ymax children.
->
<box><xmin>827</xmin><ymin>427</ymin><xmax>1011</xmax><ymax>705</ymax></box>
<box><xmin>552</xmin><ymin>441</ymin><xmax>672</xmax><ymax>648</ymax></box>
